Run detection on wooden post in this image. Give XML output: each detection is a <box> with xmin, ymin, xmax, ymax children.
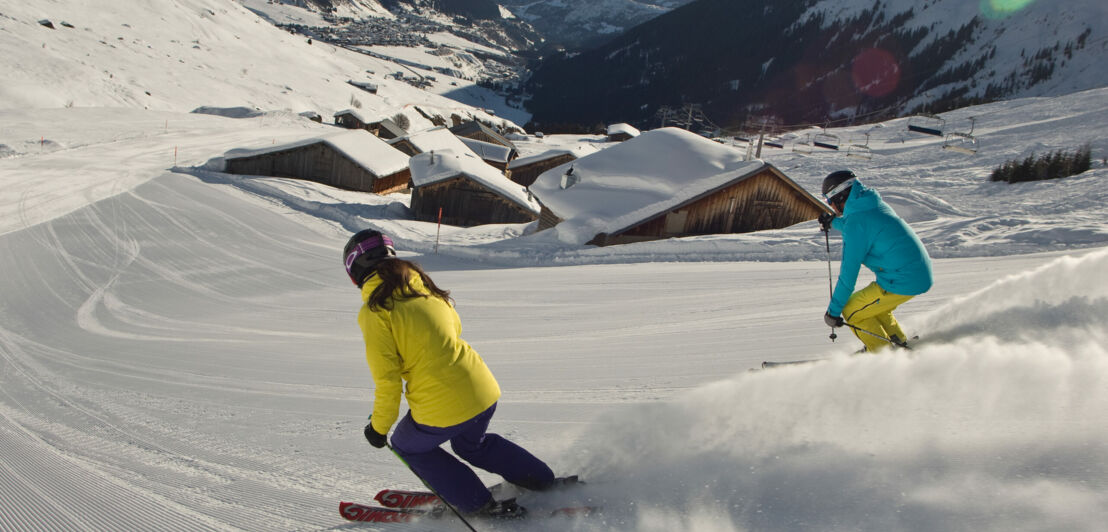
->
<box><xmin>434</xmin><ymin>206</ymin><xmax>442</xmax><ymax>253</ymax></box>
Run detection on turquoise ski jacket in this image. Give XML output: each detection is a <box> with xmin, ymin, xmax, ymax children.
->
<box><xmin>827</xmin><ymin>180</ymin><xmax>933</xmax><ymax>317</ymax></box>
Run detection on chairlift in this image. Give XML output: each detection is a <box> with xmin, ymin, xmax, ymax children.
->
<box><xmin>812</xmin><ymin>132</ymin><xmax>840</xmax><ymax>150</ymax></box>
<box><xmin>942</xmin><ymin>117</ymin><xmax>978</xmax><ymax>155</ymax></box>
<box><xmin>942</xmin><ymin>133</ymin><xmax>978</xmax><ymax>155</ymax></box>
<box><xmin>792</xmin><ymin>134</ymin><xmax>813</xmax><ymax>154</ymax></box>
<box><xmin>764</xmin><ymin>138</ymin><xmax>785</xmax><ymax>149</ymax></box>
<box><xmin>846</xmin><ymin>133</ymin><xmax>872</xmax><ymax>160</ymax></box>
<box><xmin>907</xmin><ymin>114</ymin><xmax>945</xmax><ymax>136</ymax></box>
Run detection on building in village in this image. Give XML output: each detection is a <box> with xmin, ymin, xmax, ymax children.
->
<box><xmin>387</xmin><ymin>126</ymin><xmax>474</xmax><ymax>157</ymax></box>
<box><xmin>366</xmin><ymin>118</ymin><xmax>407</xmax><ymax>140</ymax></box>
<box><xmin>333</xmin><ymin>108</ymin><xmax>372</xmax><ymax>130</ymax></box>
<box><xmin>333</xmin><ymin>109</ymin><xmax>408</xmax><ymax>140</ymax></box>
<box><xmin>222</xmin><ymin>130</ymin><xmax>411</xmax><ymax>195</ymax></box>
<box><xmin>408</xmin><ymin>149</ymin><xmax>540</xmax><ymax>227</ymax></box>
<box><xmin>458</xmin><ymin>136</ymin><xmax>517</xmax><ymax>172</ymax></box>
<box><xmin>506</xmin><ymin>145</ymin><xmax>599</xmax><ymax>187</ymax></box>
<box><xmin>528</xmin><ymin>128</ymin><xmax>831</xmax><ymax>246</ymax></box>
<box><xmin>606</xmin><ymin>123</ymin><xmax>641</xmax><ymax>142</ymax></box>
<box><xmin>449</xmin><ymin>121</ymin><xmax>517</xmax><ymax>150</ymax></box>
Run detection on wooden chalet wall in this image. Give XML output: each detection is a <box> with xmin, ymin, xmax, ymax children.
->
<box><xmin>388</xmin><ymin>139</ymin><xmax>420</xmax><ymax>157</ymax></box>
<box><xmin>508</xmin><ymin>153</ymin><xmax>576</xmax><ymax>187</ymax></box>
<box><xmin>536</xmin><ymin>205</ymin><xmax>564</xmax><ymax>232</ymax></box>
<box><xmin>225</xmin><ymin>143</ymin><xmax>405</xmax><ymax>194</ymax></box>
<box><xmin>371</xmin><ymin>168</ymin><xmax>412</xmax><ymax>195</ymax></box>
<box><xmin>589</xmin><ymin>166</ymin><xmax>828</xmax><ymax>246</ymax></box>
<box><xmin>411</xmin><ymin>177</ymin><xmax>537</xmax><ymax>227</ymax></box>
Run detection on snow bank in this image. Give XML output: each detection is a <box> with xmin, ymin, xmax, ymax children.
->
<box><xmin>561</xmin><ymin>249</ymin><xmax>1108</xmax><ymax>531</ymax></box>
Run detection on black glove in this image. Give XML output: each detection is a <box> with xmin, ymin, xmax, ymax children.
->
<box><xmin>824</xmin><ymin>312</ymin><xmax>844</xmax><ymax>328</ymax></box>
<box><xmin>364</xmin><ymin>422</ymin><xmax>387</xmax><ymax>448</ymax></box>
<box><xmin>818</xmin><ymin>212</ymin><xmax>835</xmax><ymax>232</ymax></box>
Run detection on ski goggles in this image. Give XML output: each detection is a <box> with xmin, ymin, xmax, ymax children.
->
<box><xmin>345</xmin><ymin>235</ymin><xmax>395</xmax><ymax>276</ymax></box>
<box><xmin>823</xmin><ymin>178</ymin><xmax>856</xmax><ymax>203</ymax></box>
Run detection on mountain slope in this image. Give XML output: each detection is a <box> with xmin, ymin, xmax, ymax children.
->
<box><xmin>500</xmin><ymin>0</ymin><xmax>695</xmax><ymax>49</ymax></box>
<box><xmin>0</xmin><ymin>0</ymin><xmax>528</xmax><ymax>126</ymax></box>
<box><xmin>523</xmin><ymin>0</ymin><xmax>1108</xmax><ymax>131</ymax></box>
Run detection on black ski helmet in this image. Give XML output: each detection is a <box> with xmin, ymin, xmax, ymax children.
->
<box><xmin>343</xmin><ymin>229</ymin><xmax>396</xmax><ymax>287</ymax></box>
<box><xmin>822</xmin><ymin>170</ymin><xmax>857</xmax><ymax>206</ymax></box>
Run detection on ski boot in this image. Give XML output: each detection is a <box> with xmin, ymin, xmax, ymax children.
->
<box><xmin>472</xmin><ymin>497</ymin><xmax>527</xmax><ymax>520</ymax></box>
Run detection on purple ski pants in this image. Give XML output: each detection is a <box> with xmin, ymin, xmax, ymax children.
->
<box><xmin>389</xmin><ymin>403</ymin><xmax>554</xmax><ymax>512</ymax></box>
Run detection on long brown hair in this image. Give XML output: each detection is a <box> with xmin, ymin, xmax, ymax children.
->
<box><xmin>365</xmin><ymin>259</ymin><xmax>453</xmax><ymax>311</ymax></box>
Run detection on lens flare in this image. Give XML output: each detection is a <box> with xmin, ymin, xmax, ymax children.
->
<box><xmin>980</xmin><ymin>0</ymin><xmax>1036</xmax><ymax>19</ymax></box>
<box><xmin>851</xmin><ymin>48</ymin><xmax>900</xmax><ymax>98</ymax></box>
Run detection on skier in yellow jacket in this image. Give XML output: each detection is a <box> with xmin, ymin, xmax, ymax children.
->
<box><xmin>344</xmin><ymin>230</ymin><xmax>555</xmax><ymax>519</ymax></box>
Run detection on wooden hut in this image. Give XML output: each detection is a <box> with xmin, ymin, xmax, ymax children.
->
<box><xmin>387</xmin><ymin>126</ymin><xmax>473</xmax><ymax>157</ymax></box>
<box><xmin>506</xmin><ymin>146</ymin><xmax>598</xmax><ymax>187</ymax></box>
<box><xmin>449</xmin><ymin>121</ymin><xmax>517</xmax><ymax>150</ymax></box>
<box><xmin>528</xmin><ymin>128</ymin><xmax>832</xmax><ymax>246</ymax></box>
<box><xmin>223</xmin><ymin>131</ymin><xmax>411</xmax><ymax>195</ymax></box>
<box><xmin>606</xmin><ymin>123</ymin><xmax>641</xmax><ymax>142</ymax></box>
<box><xmin>333</xmin><ymin>109</ymin><xmax>371</xmax><ymax>130</ymax></box>
<box><xmin>408</xmin><ymin>149</ymin><xmax>540</xmax><ymax>227</ymax></box>
<box><xmin>458</xmin><ymin>137</ymin><xmax>517</xmax><ymax>172</ymax></box>
<box><xmin>367</xmin><ymin>118</ymin><xmax>407</xmax><ymax>140</ymax></box>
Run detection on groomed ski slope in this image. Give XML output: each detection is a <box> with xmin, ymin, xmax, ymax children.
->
<box><xmin>1</xmin><ymin>165</ymin><xmax>1105</xmax><ymax>531</ymax></box>
<box><xmin>1</xmin><ymin>89</ymin><xmax>1107</xmax><ymax>532</ymax></box>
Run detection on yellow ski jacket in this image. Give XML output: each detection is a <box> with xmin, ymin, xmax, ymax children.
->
<box><xmin>358</xmin><ymin>273</ymin><xmax>500</xmax><ymax>435</ymax></box>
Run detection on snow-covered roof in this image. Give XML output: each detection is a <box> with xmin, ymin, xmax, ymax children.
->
<box><xmin>529</xmin><ymin>128</ymin><xmax>770</xmax><ymax>245</ymax></box>
<box><xmin>459</xmin><ymin>137</ymin><xmax>515</xmax><ymax>163</ymax></box>
<box><xmin>607</xmin><ymin>123</ymin><xmax>641</xmax><ymax>138</ymax></box>
<box><xmin>333</xmin><ymin>108</ymin><xmax>372</xmax><ymax>122</ymax></box>
<box><xmin>409</xmin><ymin>149</ymin><xmax>539</xmax><ymax>215</ymax></box>
<box><xmin>450</xmin><ymin>122</ymin><xmax>516</xmax><ymax>149</ymax></box>
<box><xmin>390</xmin><ymin>126</ymin><xmax>473</xmax><ymax>154</ymax></box>
<box><xmin>224</xmin><ymin>130</ymin><xmax>410</xmax><ymax>177</ymax></box>
<box><xmin>508</xmin><ymin>145</ymin><xmax>600</xmax><ymax>169</ymax></box>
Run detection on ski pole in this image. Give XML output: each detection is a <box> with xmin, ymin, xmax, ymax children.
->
<box><xmin>842</xmin><ymin>321</ymin><xmax>911</xmax><ymax>349</ymax></box>
<box><xmin>387</xmin><ymin>442</ymin><xmax>480</xmax><ymax>532</ymax></box>
<box><xmin>823</xmin><ymin>225</ymin><xmax>837</xmax><ymax>342</ymax></box>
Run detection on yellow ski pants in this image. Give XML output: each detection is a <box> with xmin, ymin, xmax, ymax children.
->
<box><xmin>842</xmin><ymin>282</ymin><xmax>914</xmax><ymax>352</ymax></box>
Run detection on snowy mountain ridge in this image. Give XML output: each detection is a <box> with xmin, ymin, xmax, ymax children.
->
<box><xmin>524</xmin><ymin>0</ymin><xmax>1108</xmax><ymax>130</ymax></box>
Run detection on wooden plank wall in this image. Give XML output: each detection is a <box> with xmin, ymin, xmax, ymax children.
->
<box><xmin>507</xmin><ymin>154</ymin><xmax>576</xmax><ymax>187</ymax></box>
<box><xmin>536</xmin><ymin>206</ymin><xmax>564</xmax><ymax>232</ymax></box>
<box><xmin>610</xmin><ymin>169</ymin><xmax>825</xmax><ymax>244</ymax></box>
<box><xmin>412</xmin><ymin>177</ymin><xmax>536</xmax><ymax>227</ymax></box>
<box><xmin>373</xmin><ymin>169</ymin><xmax>412</xmax><ymax>195</ymax></box>
<box><xmin>225</xmin><ymin>144</ymin><xmax>380</xmax><ymax>193</ymax></box>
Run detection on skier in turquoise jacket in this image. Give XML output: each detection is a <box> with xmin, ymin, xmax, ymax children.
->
<box><xmin>820</xmin><ymin>170</ymin><xmax>933</xmax><ymax>351</ymax></box>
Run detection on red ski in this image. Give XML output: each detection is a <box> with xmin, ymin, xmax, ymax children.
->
<box><xmin>374</xmin><ymin>488</ymin><xmax>442</xmax><ymax>509</ymax></box>
<box><xmin>374</xmin><ymin>475</ymin><xmax>583</xmax><ymax>510</ymax></box>
<box><xmin>340</xmin><ymin>501</ymin><xmax>429</xmax><ymax>523</ymax></box>
<box><xmin>341</xmin><ymin>500</ymin><xmax>599</xmax><ymax>522</ymax></box>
